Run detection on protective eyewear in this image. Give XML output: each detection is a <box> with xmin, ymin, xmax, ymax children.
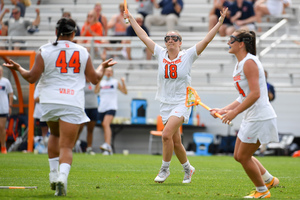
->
<box><xmin>228</xmin><ymin>35</ymin><xmax>241</xmax><ymax>44</ymax></box>
<box><xmin>164</xmin><ymin>35</ymin><xmax>181</xmax><ymax>43</ymax></box>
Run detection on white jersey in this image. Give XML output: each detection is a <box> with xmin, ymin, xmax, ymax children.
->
<box><xmin>84</xmin><ymin>82</ymin><xmax>98</xmax><ymax>109</ymax></box>
<box><xmin>33</xmin><ymin>88</ymin><xmax>42</xmax><ymax>119</ymax></box>
<box><xmin>0</xmin><ymin>77</ymin><xmax>13</xmax><ymax>114</ymax></box>
<box><xmin>233</xmin><ymin>53</ymin><xmax>277</xmax><ymax>121</ymax></box>
<box><xmin>37</xmin><ymin>40</ymin><xmax>89</xmax><ymax>109</ymax></box>
<box><xmin>154</xmin><ymin>44</ymin><xmax>199</xmax><ymax>104</ymax></box>
<box><xmin>98</xmin><ymin>78</ymin><xmax>118</xmax><ymax>112</ymax></box>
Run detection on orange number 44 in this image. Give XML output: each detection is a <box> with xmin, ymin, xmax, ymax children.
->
<box><xmin>56</xmin><ymin>50</ymin><xmax>81</xmax><ymax>73</ymax></box>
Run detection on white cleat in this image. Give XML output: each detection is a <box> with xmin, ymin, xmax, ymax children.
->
<box><xmin>182</xmin><ymin>165</ymin><xmax>195</xmax><ymax>183</ymax></box>
<box><xmin>154</xmin><ymin>168</ymin><xmax>170</xmax><ymax>183</ymax></box>
<box><xmin>55</xmin><ymin>173</ymin><xmax>68</xmax><ymax>196</ymax></box>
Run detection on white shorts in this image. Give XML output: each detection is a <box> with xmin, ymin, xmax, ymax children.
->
<box><xmin>160</xmin><ymin>102</ymin><xmax>191</xmax><ymax>124</ymax></box>
<box><xmin>238</xmin><ymin>118</ymin><xmax>279</xmax><ymax>144</ymax></box>
<box><xmin>40</xmin><ymin>103</ymin><xmax>90</xmax><ymax>124</ymax></box>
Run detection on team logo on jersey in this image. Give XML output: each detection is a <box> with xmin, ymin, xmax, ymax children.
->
<box><xmin>233</xmin><ymin>74</ymin><xmax>241</xmax><ymax>81</ymax></box>
<box><xmin>65</xmin><ymin>43</ymin><xmax>69</xmax><ymax>48</ymax></box>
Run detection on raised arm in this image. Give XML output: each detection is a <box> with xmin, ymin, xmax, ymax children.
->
<box><xmin>118</xmin><ymin>77</ymin><xmax>127</xmax><ymax>94</ymax></box>
<box><xmin>32</xmin><ymin>8</ymin><xmax>40</xmax><ymax>26</ymax></box>
<box><xmin>124</xmin><ymin>11</ymin><xmax>156</xmax><ymax>54</ymax></box>
<box><xmin>195</xmin><ymin>7</ymin><xmax>228</xmax><ymax>55</ymax></box>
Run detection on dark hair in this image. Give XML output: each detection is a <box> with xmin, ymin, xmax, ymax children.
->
<box><xmin>53</xmin><ymin>18</ymin><xmax>77</xmax><ymax>46</ymax></box>
<box><xmin>235</xmin><ymin>30</ymin><xmax>256</xmax><ymax>55</ymax></box>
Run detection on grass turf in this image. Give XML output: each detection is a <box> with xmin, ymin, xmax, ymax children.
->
<box><xmin>0</xmin><ymin>153</ymin><xmax>299</xmax><ymax>199</ymax></box>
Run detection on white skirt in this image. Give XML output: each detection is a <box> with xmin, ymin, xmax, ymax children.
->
<box><xmin>238</xmin><ymin>118</ymin><xmax>279</xmax><ymax>144</ymax></box>
<box><xmin>160</xmin><ymin>102</ymin><xmax>192</xmax><ymax>124</ymax></box>
<box><xmin>40</xmin><ymin>103</ymin><xmax>90</xmax><ymax>124</ymax></box>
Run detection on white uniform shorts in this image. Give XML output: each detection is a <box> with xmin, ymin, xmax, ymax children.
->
<box><xmin>238</xmin><ymin>118</ymin><xmax>279</xmax><ymax>144</ymax></box>
<box><xmin>40</xmin><ymin>103</ymin><xmax>90</xmax><ymax>124</ymax></box>
<box><xmin>160</xmin><ymin>102</ymin><xmax>191</xmax><ymax>124</ymax></box>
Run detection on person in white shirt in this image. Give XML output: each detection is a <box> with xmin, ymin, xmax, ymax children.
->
<box><xmin>0</xmin><ymin>65</ymin><xmax>13</xmax><ymax>154</ymax></box>
<box><xmin>210</xmin><ymin>29</ymin><xmax>279</xmax><ymax>198</ymax></box>
<box><xmin>95</xmin><ymin>67</ymin><xmax>127</xmax><ymax>155</ymax></box>
<box><xmin>124</xmin><ymin>8</ymin><xmax>228</xmax><ymax>183</ymax></box>
<box><xmin>3</xmin><ymin>17</ymin><xmax>117</xmax><ymax>196</ymax></box>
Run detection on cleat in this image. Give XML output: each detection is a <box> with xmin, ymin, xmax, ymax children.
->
<box><xmin>100</xmin><ymin>143</ymin><xmax>112</xmax><ymax>152</ymax></box>
<box><xmin>55</xmin><ymin>173</ymin><xmax>67</xmax><ymax>196</ymax></box>
<box><xmin>86</xmin><ymin>147</ymin><xmax>95</xmax><ymax>155</ymax></box>
<box><xmin>1</xmin><ymin>147</ymin><xmax>7</xmax><ymax>154</ymax></box>
<box><xmin>49</xmin><ymin>170</ymin><xmax>58</xmax><ymax>190</ymax></box>
<box><xmin>244</xmin><ymin>190</ymin><xmax>270</xmax><ymax>198</ymax></box>
<box><xmin>154</xmin><ymin>167</ymin><xmax>170</xmax><ymax>183</ymax></box>
<box><xmin>265</xmin><ymin>177</ymin><xmax>279</xmax><ymax>190</ymax></box>
<box><xmin>182</xmin><ymin>165</ymin><xmax>195</xmax><ymax>183</ymax></box>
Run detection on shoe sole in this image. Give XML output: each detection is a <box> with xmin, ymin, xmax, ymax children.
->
<box><xmin>55</xmin><ymin>182</ymin><xmax>66</xmax><ymax>196</ymax></box>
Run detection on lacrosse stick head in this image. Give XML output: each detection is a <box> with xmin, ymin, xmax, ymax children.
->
<box><xmin>185</xmin><ymin>86</ymin><xmax>201</xmax><ymax>107</ymax></box>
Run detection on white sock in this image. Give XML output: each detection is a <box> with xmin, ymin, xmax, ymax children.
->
<box><xmin>256</xmin><ymin>186</ymin><xmax>268</xmax><ymax>193</ymax></box>
<box><xmin>59</xmin><ymin>163</ymin><xmax>71</xmax><ymax>177</ymax></box>
<box><xmin>262</xmin><ymin>171</ymin><xmax>273</xmax><ymax>183</ymax></box>
<box><xmin>162</xmin><ymin>160</ymin><xmax>170</xmax><ymax>169</ymax></box>
<box><xmin>48</xmin><ymin>157</ymin><xmax>59</xmax><ymax>172</ymax></box>
<box><xmin>182</xmin><ymin>160</ymin><xmax>190</xmax><ymax>170</ymax></box>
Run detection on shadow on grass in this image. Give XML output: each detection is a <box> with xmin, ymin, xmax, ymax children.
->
<box><xmin>149</xmin><ymin>183</ymin><xmax>189</xmax><ymax>187</ymax></box>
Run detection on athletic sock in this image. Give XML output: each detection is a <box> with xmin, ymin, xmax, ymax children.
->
<box><xmin>162</xmin><ymin>160</ymin><xmax>170</xmax><ymax>169</ymax></box>
<box><xmin>256</xmin><ymin>186</ymin><xmax>268</xmax><ymax>193</ymax></box>
<box><xmin>48</xmin><ymin>157</ymin><xmax>59</xmax><ymax>172</ymax></box>
<box><xmin>262</xmin><ymin>171</ymin><xmax>273</xmax><ymax>183</ymax></box>
<box><xmin>59</xmin><ymin>163</ymin><xmax>71</xmax><ymax>177</ymax></box>
<box><xmin>182</xmin><ymin>160</ymin><xmax>190</xmax><ymax>170</ymax></box>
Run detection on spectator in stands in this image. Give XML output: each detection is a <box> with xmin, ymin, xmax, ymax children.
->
<box><xmin>0</xmin><ymin>7</ymin><xmax>40</xmax><ymax>50</ymax></box>
<box><xmin>78</xmin><ymin>10</ymin><xmax>105</xmax><ymax>59</ymax></box>
<box><xmin>3</xmin><ymin>17</ymin><xmax>117</xmax><ymax>196</ymax></box>
<box><xmin>124</xmin><ymin>8</ymin><xmax>228</xmax><ymax>183</ymax></box>
<box><xmin>0</xmin><ymin>65</ymin><xmax>13</xmax><ymax>154</ymax></box>
<box><xmin>125</xmin><ymin>14</ymin><xmax>152</xmax><ymax>60</ymax></box>
<box><xmin>209</xmin><ymin>0</ymin><xmax>232</xmax><ymax>36</ymax></box>
<box><xmin>264</xmin><ymin>70</ymin><xmax>275</xmax><ymax>102</ymax></box>
<box><xmin>137</xmin><ymin>0</ymin><xmax>154</xmax><ymax>19</ymax></box>
<box><xmin>254</xmin><ymin>0</ymin><xmax>292</xmax><ymax>32</ymax></box>
<box><xmin>107</xmin><ymin>3</ymin><xmax>129</xmax><ymax>37</ymax></box>
<box><xmin>77</xmin><ymin>78</ymin><xmax>100</xmax><ymax>155</ymax></box>
<box><xmin>62</xmin><ymin>11</ymin><xmax>80</xmax><ymax>37</ymax></box>
<box><xmin>226</xmin><ymin>0</ymin><xmax>256</xmax><ymax>36</ymax></box>
<box><xmin>94</xmin><ymin>2</ymin><xmax>108</xmax><ymax>36</ymax></box>
<box><xmin>95</xmin><ymin>67</ymin><xmax>127</xmax><ymax>155</ymax></box>
<box><xmin>106</xmin><ymin>3</ymin><xmax>130</xmax><ymax>58</ymax></box>
<box><xmin>210</xmin><ymin>30</ymin><xmax>279</xmax><ymax>198</ymax></box>
<box><xmin>33</xmin><ymin>88</ymin><xmax>49</xmax><ymax>148</ymax></box>
<box><xmin>10</xmin><ymin>0</ymin><xmax>25</xmax><ymax>17</ymax></box>
<box><xmin>144</xmin><ymin>0</ymin><xmax>183</xmax><ymax>31</ymax></box>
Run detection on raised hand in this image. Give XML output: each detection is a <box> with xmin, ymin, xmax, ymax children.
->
<box><xmin>219</xmin><ymin>7</ymin><xmax>228</xmax><ymax>24</ymax></box>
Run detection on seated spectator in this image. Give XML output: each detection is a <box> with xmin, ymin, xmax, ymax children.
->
<box><xmin>136</xmin><ymin>0</ymin><xmax>154</xmax><ymax>19</ymax></box>
<box><xmin>107</xmin><ymin>3</ymin><xmax>129</xmax><ymax>38</ymax></box>
<box><xmin>106</xmin><ymin>3</ymin><xmax>130</xmax><ymax>58</ymax></box>
<box><xmin>62</xmin><ymin>11</ymin><xmax>80</xmax><ymax>37</ymax></box>
<box><xmin>254</xmin><ymin>0</ymin><xmax>292</xmax><ymax>32</ymax></box>
<box><xmin>0</xmin><ymin>7</ymin><xmax>40</xmax><ymax>50</ymax></box>
<box><xmin>226</xmin><ymin>0</ymin><xmax>256</xmax><ymax>36</ymax></box>
<box><xmin>78</xmin><ymin>10</ymin><xmax>105</xmax><ymax>59</ymax></box>
<box><xmin>94</xmin><ymin>2</ymin><xmax>108</xmax><ymax>36</ymax></box>
<box><xmin>125</xmin><ymin>14</ymin><xmax>152</xmax><ymax>61</ymax></box>
<box><xmin>10</xmin><ymin>0</ymin><xmax>26</xmax><ymax>17</ymax></box>
<box><xmin>144</xmin><ymin>0</ymin><xmax>183</xmax><ymax>31</ymax></box>
<box><xmin>208</xmin><ymin>0</ymin><xmax>232</xmax><ymax>36</ymax></box>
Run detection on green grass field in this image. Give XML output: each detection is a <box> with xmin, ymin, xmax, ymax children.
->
<box><xmin>0</xmin><ymin>153</ymin><xmax>299</xmax><ymax>200</ymax></box>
